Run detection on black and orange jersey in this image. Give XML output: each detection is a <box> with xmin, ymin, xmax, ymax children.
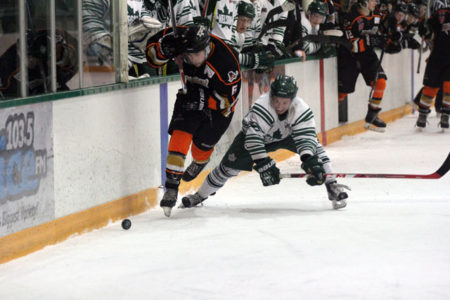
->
<box><xmin>342</xmin><ymin>6</ymin><xmax>383</xmax><ymax>53</ymax></box>
<box><xmin>146</xmin><ymin>26</ymin><xmax>241</xmax><ymax>116</ymax></box>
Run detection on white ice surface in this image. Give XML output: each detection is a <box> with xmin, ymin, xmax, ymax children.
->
<box><xmin>1</xmin><ymin>113</ymin><xmax>450</xmax><ymax>300</ymax></box>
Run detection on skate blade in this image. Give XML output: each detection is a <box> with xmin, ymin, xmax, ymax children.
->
<box><xmin>162</xmin><ymin>206</ymin><xmax>173</xmax><ymax>217</ymax></box>
<box><xmin>332</xmin><ymin>200</ymin><xmax>347</xmax><ymax>210</ymax></box>
<box><xmin>364</xmin><ymin>123</ymin><xmax>385</xmax><ymax>133</ymax></box>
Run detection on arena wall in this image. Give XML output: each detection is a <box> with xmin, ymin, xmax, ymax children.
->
<box><xmin>0</xmin><ymin>50</ymin><xmax>426</xmax><ymax>263</ymax></box>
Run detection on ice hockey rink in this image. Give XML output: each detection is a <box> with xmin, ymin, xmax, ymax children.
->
<box><xmin>1</xmin><ymin>112</ymin><xmax>449</xmax><ymax>300</ymax></box>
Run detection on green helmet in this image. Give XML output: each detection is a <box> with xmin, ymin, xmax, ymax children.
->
<box><xmin>308</xmin><ymin>0</ymin><xmax>328</xmax><ymax>16</ymax></box>
<box><xmin>271</xmin><ymin>74</ymin><xmax>298</xmax><ymax>99</ymax></box>
<box><xmin>237</xmin><ymin>1</ymin><xmax>256</xmax><ymax>19</ymax></box>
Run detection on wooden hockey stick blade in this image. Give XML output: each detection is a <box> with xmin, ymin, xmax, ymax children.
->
<box><xmin>281</xmin><ymin>153</ymin><xmax>450</xmax><ymax>180</ymax></box>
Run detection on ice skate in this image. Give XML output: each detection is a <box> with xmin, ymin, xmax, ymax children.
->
<box><xmin>415</xmin><ymin>108</ymin><xmax>430</xmax><ymax>129</ymax></box>
<box><xmin>440</xmin><ymin>113</ymin><xmax>449</xmax><ymax>130</ymax></box>
<box><xmin>326</xmin><ymin>180</ymin><xmax>350</xmax><ymax>210</ymax></box>
<box><xmin>182</xmin><ymin>161</ymin><xmax>208</xmax><ymax>182</ymax></box>
<box><xmin>160</xmin><ymin>188</ymin><xmax>178</xmax><ymax>217</ymax></box>
<box><xmin>364</xmin><ymin>108</ymin><xmax>386</xmax><ymax>132</ymax></box>
<box><xmin>180</xmin><ymin>193</ymin><xmax>207</xmax><ymax>208</ymax></box>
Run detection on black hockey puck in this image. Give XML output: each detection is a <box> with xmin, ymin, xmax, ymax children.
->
<box><xmin>121</xmin><ymin>218</ymin><xmax>131</xmax><ymax>230</ymax></box>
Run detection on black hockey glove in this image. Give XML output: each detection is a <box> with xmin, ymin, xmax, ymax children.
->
<box><xmin>176</xmin><ymin>88</ymin><xmax>208</xmax><ymax>112</ymax></box>
<box><xmin>253</xmin><ymin>157</ymin><xmax>280</xmax><ymax>187</ymax></box>
<box><xmin>366</xmin><ymin>35</ymin><xmax>386</xmax><ymax>48</ymax></box>
<box><xmin>301</xmin><ymin>155</ymin><xmax>325</xmax><ymax>186</ymax></box>
<box><xmin>252</xmin><ymin>51</ymin><xmax>275</xmax><ymax>71</ymax></box>
<box><xmin>385</xmin><ymin>41</ymin><xmax>402</xmax><ymax>54</ymax></box>
<box><xmin>159</xmin><ymin>32</ymin><xmax>188</xmax><ymax>59</ymax></box>
<box><xmin>403</xmin><ymin>37</ymin><xmax>420</xmax><ymax>49</ymax></box>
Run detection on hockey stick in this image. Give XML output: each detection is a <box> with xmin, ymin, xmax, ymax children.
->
<box><xmin>168</xmin><ymin>0</ymin><xmax>187</xmax><ymax>93</ymax></box>
<box><xmin>417</xmin><ymin>0</ymin><xmax>431</xmax><ymax>74</ymax></box>
<box><xmin>257</xmin><ymin>0</ymin><xmax>296</xmax><ymax>40</ymax></box>
<box><xmin>281</xmin><ymin>153</ymin><xmax>450</xmax><ymax>180</ymax></box>
<box><xmin>286</xmin><ymin>31</ymin><xmax>351</xmax><ymax>52</ymax></box>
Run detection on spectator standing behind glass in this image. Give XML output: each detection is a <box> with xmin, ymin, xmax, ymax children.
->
<box><xmin>0</xmin><ymin>29</ymin><xmax>77</xmax><ymax>100</ymax></box>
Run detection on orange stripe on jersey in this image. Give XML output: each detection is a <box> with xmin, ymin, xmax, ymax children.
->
<box><xmin>208</xmin><ymin>96</ymin><xmax>217</xmax><ymax>110</ymax></box>
<box><xmin>206</xmin><ymin>62</ymin><xmax>241</xmax><ymax>86</ymax></box>
<box><xmin>359</xmin><ymin>39</ymin><xmax>365</xmax><ymax>52</ymax></box>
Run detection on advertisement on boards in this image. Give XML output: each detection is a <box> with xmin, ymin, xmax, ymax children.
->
<box><xmin>0</xmin><ymin>103</ymin><xmax>54</xmax><ymax>237</ymax></box>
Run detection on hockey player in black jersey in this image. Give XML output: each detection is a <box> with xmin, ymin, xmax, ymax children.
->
<box><xmin>415</xmin><ymin>0</ymin><xmax>450</xmax><ymax>129</ymax></box>
<box><xmin>146</xmin><ymin>24</ymin><xmax>241</xmax><ymax>216</ymax></box>
<box><xmin>337</xmin><ymin>0</ymin><xmax>388</xmax><ymax>132</ymax></box>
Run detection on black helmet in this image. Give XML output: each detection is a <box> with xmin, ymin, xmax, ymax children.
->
<box><xmin>407</xmin><ymin>3</ymin><xmax>420</xmax><ymax>18</ymax></box>
<box><xmin>271</xmin><ymin>74</ymin><xmax>298</xmax><ymax>99</ymax></box>
<box><xmin>238</xmin><ymin>1</ymin><xmax>256</xmax><ymax>19</ymax></box>
<box><xmin>183</xmin><ymin>24</ymin><xmax>211</xmax><ymax>53</ymax></box>
<box><xmin>395</xmin><ymin>3</ymin><xmax>408</xmax><ymax>14</ymax></box>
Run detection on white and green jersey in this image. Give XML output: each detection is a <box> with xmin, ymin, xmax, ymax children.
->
<box><xmin>82</xmin><ymin>0</ymin><xmax>112</xmax><ymax>43</ymax></box>
<box><xmin>157</xmin><ymin>0</ymin><xmax>201</xmax><ymax>27</ymax></box>
<box><xmin>300</xmin><ymin>11</ymin><xmax>321</xmax><ymax>55</ymax></box>
<box><xmin>259</xmin><ymin>0</ymin><xmax>287</xmax><ymax>46</ymax></box>
<box><xmin>242</xmin><ymin>93</ymin><xmax>318</xmax><ymax>161</ymax></box>
<box><xmin>128</xmin><ymin>0</ymin><xmax>153</xmax><ymax>64</ymax></box>
<box><xmin>209</xmin><ymin>0</ymin><xmax>237</xmax><ymax>45</ymax></box>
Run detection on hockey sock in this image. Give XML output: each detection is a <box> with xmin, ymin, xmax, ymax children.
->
<box><xmin>191</xmin><ymin>143</ymin><xmax>214</xmax><ymax>164</ymax></box>
<box><xmin>369</xmin><ymin>78</ymin><xmax>386</xmax><ymax>109</ymax></box>
<box><xmin>338</xmin><ymin>92</ymin><xmax>347</xmax><ymax>102</ymax></box>
<box><xmin>419</xmin><ymin>85</ymin><xmax>440</xmax><ymax>110</ymax></box>
<box><xmin>197</xmin><ymin>163</ymin><xmax>240</xmax><ymax>198</ymax></box>
<box><xmin>165</xmin><ymin>130</ymin><xmax>193</xmax><ymax>189</ymax></box>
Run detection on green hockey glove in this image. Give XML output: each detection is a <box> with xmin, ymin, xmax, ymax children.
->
<box><xmin>253</xmin><ymin>157</ymin><xmax>280</xmax><ymax>187</ymax></box>
<box><xmin>301</xmin><ymin>155</ymin><xmax>325</xmax><ymax>186</ymax></box>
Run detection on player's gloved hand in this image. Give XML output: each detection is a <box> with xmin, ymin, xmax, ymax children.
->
<box><xmin>385</xmin><ymin>41</ymin><xmax>402</xmax><ymax>54</ymax></box>
<box><xmin>253</xmin><ymin>50</ymin><xmax>275</xmax><ymax>71</ymax></box>
<box><xmin>176</xmin><ymin>88</ymin><xmax>208</xmax><ymax>112</ymax></box>
<box><xmin>301</xmin><ymin>155</ymin><xmax>325</xmax><ymax>186</ymax></box>
<box><xmin>367</xmin><ymin>34</ymin><xmax>386</xmax><ymax>48</ymax></box>
<box><xmin>418</xmin><ymin>21</ymin><xmax>432</xmax><ymax>39</ymax></box>
<box><xmin>404</xmin><ymin>37</ymin><xmax>420</xmax><ymax>49</ymax></box>
<box><xmin>390</xmin><ymin>31</ymin><xmax>403</xmax><ymax>42</ymax></box>
<box><xmin>159</xmin><ymin>32</ymin><xmax>188</xmax><ymax>59</ymax></box>
<box><xmin>253</xmin><ymin>157</ymin><xmax>280</xmax><ymax>186</ymax></box>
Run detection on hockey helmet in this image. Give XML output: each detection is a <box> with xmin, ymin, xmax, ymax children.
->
<box><xmin>183</xmin><ymin>24</ymin><xmax>211</xmax><ymax>53</ymax></box>
<box><xmin>407</xmin><ymin>3</ymin><xmax>420</xmax><ymax>18</ymax></box>
<box><xmin>238</xmin><ymin>1</ymin><xmax>256</xmax><ymax>19</ymax></box>
<box><xmin>271</xmin><ymin>74</ymin><xmax>298</xmax><ymax>99</ymax></box>
<box><xmin>395</xmin><ymin>3</ymin><xmax>408</xmax><ymax>14</ymax></box>
<box><xmin>308</xmin><ymin>0</ymin><xmax>328</xmax><ymax>16</ymax></box>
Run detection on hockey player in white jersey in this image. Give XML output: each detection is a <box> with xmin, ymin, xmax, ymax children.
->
<box><xmin>202</xmin><ymin>0</ymin><xmax>238</xmax><ymax>45</ymax></box>
<box><xmin>182</xmin><ymin>74</ymin><xmax>350</xmax><ymax>210</ymax></box>
<box><xmin>83</xmin><ymin>0</ymin><xmax>161</xmax><ymax>77</ymax></box>
<box><xmin>232</xmin><ymin>1</ymin><xmax>275</xmax><ymax>71</ymax></box>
